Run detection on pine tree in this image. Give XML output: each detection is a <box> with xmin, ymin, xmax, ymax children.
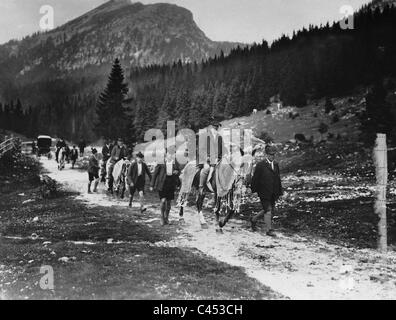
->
<box><xmin>14</xmin><ymin>99</ymin><xmax>25</xmax><ymax>134</ymax></box>
<box><xmin>225</xmin><ymin>79</ymin><xmax>241</xmax><ymax>118</ymax></box>
<box><xmin>363</xmin><ymin>81</ymin><xmax>395</xmax><ymax>143</ymax></box>
<box><xmin>212</xmin><ymin>83</ymin><xmax>227</xmax><ymax>120</ymax></box>
<box><xmin>175</xmin><ymin>87</ymin><xmax>191</xmax><ymax>129</ymax></box>
<box><xmin>95</xmin><ymin>58</ymin><xmax>129</xmax><ymax>141</ymax></box>
<box><xmin>189</xmin><ymin>87</ymin><xmax>206</xmax><ymax>132</ymax></box>
<box><xmin>157</xmin><ymin>86</ymin><xmax>176</xmax><ymax>130</ymax></box>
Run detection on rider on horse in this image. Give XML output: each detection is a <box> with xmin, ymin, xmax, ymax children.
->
<box><xmin>107</xmin><ymin>138</ymin><xmax>127</xmax><ymax>193</ymax></box>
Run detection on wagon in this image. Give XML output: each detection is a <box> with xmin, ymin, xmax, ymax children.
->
<box><xmin>37</xmin><ymin>135</ymin><xmax>53</xmax><ymax>159</ymax></box>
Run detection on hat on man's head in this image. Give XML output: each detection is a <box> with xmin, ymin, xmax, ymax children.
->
<box><xmin>265</xmin><ymin>145</ymin><xmax>277</xmax><ymax>155</ymax></box>
<box><xmin>117</xmin><ymin>138</ymin><xmax>123</xmax><ymax>142</ymax></box>
<box><xmin>136</xmin><ymin>152</ymin><xmax>144</xmax><ymax>159</ymax></box>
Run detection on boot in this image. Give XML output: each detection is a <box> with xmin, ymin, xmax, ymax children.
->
<box><xmin>264</xmin><ymin>212</ymin><xmax>272</xmax><ymax>232</ymax></box>
<box><xmin>250</xmin><ymin>217</ymin><xmax>258</xmax><ymax>232</ymax></box>
<box><xmin>264</xmin><ymin>212</ymin><xmax>277</xmax><ymax>237</ymax></box>
<box><xmin>140</xmin><ymin>195</ymin><xmax>147</xmax><ymax>213</ymax></box>
<box><xmin>165</xmin><ymin>207</ymin><xmax>170</xmax><ymax>225</ymax></box>
<box><xmin>93</xmin><ymin>180</ymin><xmax>99</xmax><ymax>193</ymax></box>
<box><xmin>198</xmin><ymin>211</ymin><xmax>207</xmax><ymax>228</ymax></box>
<box><xmin>160</xmin><ymin>203</ymin><xmax>166</xmax><ymax>226</ymax></box>
<box><xmin>129</xmin><ymin>197</ymin><xmax>133</xmax><ymax>208</ymax></box>
<box><xmin>88</xmin><ymin>183</ymin><xmax>92</xmax><ymax>194</ymax></box>
<box><xmin>160</xmin><ymin>211</ymin><xmax>165</xmax><ymax>226</ymax></box>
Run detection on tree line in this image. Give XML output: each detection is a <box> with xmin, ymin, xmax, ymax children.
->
<box><xmin>1</xmin><ymin>3</ymin><xmax>396</xmax><ymax>144</ymax></box>
<box><xmin>107</xmin><ymin>3</ymin><xmax>396</xmax><ymax>143</ymax></box>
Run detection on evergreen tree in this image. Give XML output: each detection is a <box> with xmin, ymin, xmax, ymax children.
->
<box><xmin>363</xmin><ymin>80</ymin><xmax>395</xmax><ymax>143</ymax></box>
<box><xmin>212</xmin><ymin>83</ymin><xmax>227</xmax><ymax>120</ymax></box>
<box><xmin>225</xmin><ymin>79</ymin><xmax>241</xmax><ymax>118</ymax></box>
<box><xmin>95</xmin><ymin>58</ymin><xmax>129</xmax><ymax>141</ymax></box>
<box><xmin>175</xmin><ymin>87</ymin><xmax>191</xmax><ymax>129</ymax></box>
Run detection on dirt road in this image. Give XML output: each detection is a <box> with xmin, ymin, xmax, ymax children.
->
<box><xmin>41</xmin><ymin>158</ymin><xmax>396</xmax><ymax>300</ymax></box>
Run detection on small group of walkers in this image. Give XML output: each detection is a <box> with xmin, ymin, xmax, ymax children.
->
<box><xmin>87</xmin><ymin>137</ymin><xmax>284</xmax><ymax>234</ymax></box>
<box><xmin>55</xmin><ymin>137</ymin><xmax>86</xmax><ymax>170</ymax></box>
<box><xmin>87</xmin><ymin>138</ymin><xmax>181</xmax><ymax>226</ymax></box>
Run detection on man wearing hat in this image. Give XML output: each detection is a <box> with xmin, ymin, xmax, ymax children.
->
<box><xmin>127</xmin><ymin>151</ymin><xmax>152</xmax><ymax>213</ymax></box>
<box><xmin>88</xmin><ymin>148</ymin><xmax>100</xmax><ymax>194</ymax></box>
<box><xmin>250</xmin><ymin>145</ymin><xmax>283</xmax><ymax>237</ymax></box>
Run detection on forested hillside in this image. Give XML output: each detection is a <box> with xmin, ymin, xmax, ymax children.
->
<box><xmin>1</xmin><ymin>2</ymin><xmax>396</xmax><ymax>143</ymax></box>
<box><xmin>126</xmin><ymin>3</ymin><xmax>396</xmax><ymax>142</ymax></box>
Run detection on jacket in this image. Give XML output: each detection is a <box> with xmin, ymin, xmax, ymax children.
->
<box><xmin>102</xmin><ymin>144</ymin><xmax>111</xmax><ymax>162</ymax></box>
<box><xmin>150</xmin><ymin>162</ymin><xmax>181</xmax><ymax>192</ymax></box>
<box><xmin>251</xmin><ymin>160</ymin><xmax>283</xmax><ymax>201</ymax></box>
<box><xmin>110</xmin><ymin>145</ymin><xmax>126</xmax><ymax>163</ymax></box>
<box><xmin>70</xmin><ymin>149</ymin><xmax>79</xmax><ymax>160</ymax></box>
<box><xmin>88</xmin><ymin>155</ymin><xmax>99</xmax><ymax>174</ymax></box>
<box><xmin>127</xmin><ymin>161</ymin><xmax>152</xmax><ymax>186</ymax></box>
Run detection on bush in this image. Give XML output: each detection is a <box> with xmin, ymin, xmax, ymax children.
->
<box><xmin>332</xmin><ymin>114</ymin><xmax>340</xmax><ymax>123</ymax></box>
<box><xmin>258</xmin><ymin>131</ymin><xmax>274</xmax><ymax>144</ymax></box>
<box><xmin>325</xmin><ymin>97</ymin><xmax>336</xmax><ymax>114</ymax></box>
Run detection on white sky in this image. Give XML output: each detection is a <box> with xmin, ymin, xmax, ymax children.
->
<box><xmin>0</xmin><ymin>0</ymin><xmax>373</xmax><ymax>44</ymax></box>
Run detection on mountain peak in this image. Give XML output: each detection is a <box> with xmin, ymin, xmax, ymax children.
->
<box><xmin>0</xmin><ymin>0</ymin><xmax>239</xmax><ymax>87</ymax></box>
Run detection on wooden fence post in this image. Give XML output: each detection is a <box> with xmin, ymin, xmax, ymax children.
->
<box><xmin>373</xmin><ymin>133</ymin><xmax>388</xmax><ymax>253</ymax></box>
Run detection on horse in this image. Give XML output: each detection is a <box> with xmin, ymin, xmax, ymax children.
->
<box><xmin>58</xmin><ymin>147</ymin><xmax>67</xmax><ymax>171</ymax></box>
<box><xmin>177</xmin><ymin>146</ymin><xmax>256</xmax><ymax>233</ymax></box>
<box><xmin>108</xmin><ymin>158</ymin><xmax>132</xmax><ymax>198</ymax></box>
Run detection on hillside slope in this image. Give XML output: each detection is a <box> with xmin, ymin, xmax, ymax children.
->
<box><xmin>0</xmin><ymin>0</ymin><xmax>239</xmax><ymax>101</ymax></box>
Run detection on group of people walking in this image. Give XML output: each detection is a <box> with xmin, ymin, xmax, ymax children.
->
<box><xmin>55</xmin><ymin>137</ymin><xmax>82</xmax><ymax>170</ymax></box>
<box><xmin>87</xmin><ymin>138</ymin><xmax>181</xmax><ymax>226</ymax></box>
<box><xmin>87</xmin><ymin>137</ymin><xmax>283</xmax><ymax>234</ymax></box>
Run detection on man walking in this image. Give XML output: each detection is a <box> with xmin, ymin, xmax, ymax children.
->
<box><xmin>78</xmin><ymin>138</ymin><xmax>86</xmax><ymax>157</ymax></box>
<box><xmin>100</xmin><ymin>140</ymin><xmax>112</xmax><ymax>183</ymax></box>
<box><xmin>150</xmin><ymin>152</ymin><xmax>180</xmax><ymax>226</ymax></box>
<box><xmin>70</xmin><ymin>146</ymin><xmax>79</xmax><ymax>169</ymax></box>
<box><xmin>250</xmin><ymin>145</ymin><xmax>283</xmax><ymax>237</ymax></box>
<box><xmin>127</xmin><ymin>152</ymin><xmax>152</xmax><ymax>213</ymax></box>
<box><xmin>88</xmin><ymin>148</ymin><xmax>100</xmax><ymax>194</ymax></box>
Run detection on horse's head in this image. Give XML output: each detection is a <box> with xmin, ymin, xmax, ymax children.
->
<box><xmin>225</xmin><ymin>145</ymin><xmax>258</xmax><ymax>183</ymax></box>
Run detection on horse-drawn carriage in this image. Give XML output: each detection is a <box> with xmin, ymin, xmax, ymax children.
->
<box><xmin>36</xmin><ymin>135</ymin><xmax>53</xmax><ymax>159</ymax></box>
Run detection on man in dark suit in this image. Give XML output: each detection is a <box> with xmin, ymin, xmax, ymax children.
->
<box><xmin>251</xmin><ymin>145</ymin><xmax>283</xmax><ymax>237</ymax></box>
<box><xmin>100</xmin><ymin>140</ymin><xmax>112</xmax><ymax>183</ymax></box>
<box><xmin>127</xmin><ymin>152</ymin><xmax>152</xmax><ymax>213</ymax></box>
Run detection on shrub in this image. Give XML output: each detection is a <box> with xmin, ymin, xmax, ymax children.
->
<box><xmin>258</xmin><ymin>131</ymin><xmax>274</xmax><ymax>144</ymax></box>
<box><xmin>325</xmin><ymin>97</ymin><xmax>336</xmax><ymax>114</ymax></box>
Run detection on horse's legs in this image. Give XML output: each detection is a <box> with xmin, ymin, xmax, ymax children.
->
<box><xmin>219</xmin><ymin>193</ymin><xmax>235</xmax><ymax>228</ymax></box>
<box><xmin>120</xmin><ymin>180</ymin><xmax>126</xmax><ymax>199</ymax></box>
<box><xmin>179</xmin><ymin>206</ymin><xmax>184</xmax><ymax>218</ymax></box>
<box><xmin>196</xmin><ymin>189</ymin><xmax>207</xmax><ymax>227</ymax></box>
<box><xmin>121</xmin><ymin>182</ymin><xmax>125</xmax><ymax>199</ymax></box>
<box><xmin>225</xmin><ymin>193</ymin><xmax>234</xmax><ymax>224</ymax></box>
<box><xmin>214</xmin><ymin>194</ymin><xmax>223</xmax><ymax>233</ymax></box>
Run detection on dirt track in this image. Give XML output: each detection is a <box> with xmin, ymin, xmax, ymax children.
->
<box><xmin>41</xmin><ymin>158</ymin><xmax>396</xmax><ymax>300</ymax></box>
